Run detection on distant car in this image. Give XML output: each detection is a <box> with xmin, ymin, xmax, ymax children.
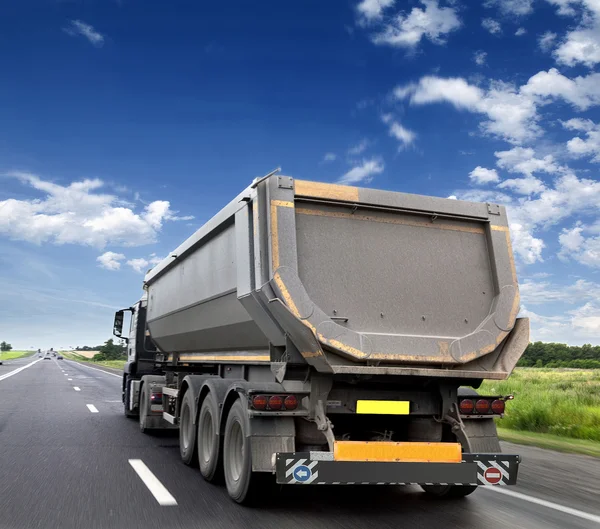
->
<box><xmin>43</xmin><ymin>355</ymin><xmax>51</xmax><ymax>360</ymax></box>
<box><xmin>57</xmin><ymin>355</ymin><xmax>63</xmax><ymax>360</ymax></box>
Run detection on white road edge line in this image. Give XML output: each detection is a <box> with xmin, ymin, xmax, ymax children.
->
<box><xmin>484</xmin><ymin>487</ymin><xmax>600</xmax><ymax>524</ymax></box>
<box><xmin>86</xmin><ymin>404</ymin><xmax>99</xmax><ymax>413</ymax></box>
<box><xmin>65</xmin><ymin>359</ymin><xmax>121</xmax><ymax>378</ymax></box>
<box><xmin>68</xmin><ymin>378</ymin><xmax>73</xmax><ymax>381</ymax></box>
<box><xmin>73</xmin><ymin>386</ymin><xmax>81</xmax><ymax>391</ymax></box>
<box><xmin>128</xmin><ymin>459</ymin><xmax>178</xmax><ymax>506</ymax></box>
<box><xmin>0</xmin><ymin>359</ymin><xmax>41</xmax><ymax>382</ymax></box>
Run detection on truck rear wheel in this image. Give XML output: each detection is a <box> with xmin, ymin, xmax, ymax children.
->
<box><xmin>197</xmin><ymin>392</ymin><xmax>221</xmax><ymax>482</ymax></box>
<box><xmin>421</xmin><ymin>484</ymin><xmax>477</xmax><ymax>498</ymax></box>
<box><xmin>179</xmin><ymin>390</ymin><xmax>198</xmax><ymax>466</ymax></box>
<box><xmin>223</xmin><ymin>400</ymin><xmax>260</xmax><ymax>504</ymax></box>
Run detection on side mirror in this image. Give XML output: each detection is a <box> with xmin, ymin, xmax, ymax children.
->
<box><xmin>113</xmin><ymin>311</ymin><xmax>126</xmax><ymax>341</ymax></box>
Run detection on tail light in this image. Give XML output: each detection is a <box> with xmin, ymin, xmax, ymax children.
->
<box><xmin>475</xmin><ymin>399</ymin><xmax>491</xmax><ymax>414</ymax></box>
<box><xmin>491</xmin><ymin>399</ymin><xmax>505</xmax><ymax>414</ymax></box>
<box><xmin>284</xmin><ymin>395</ymin><xmax>298</xmax><ymax>410</ymax></box>
<box><xmin>459</xmin><ymin>399</ymin><xmax>475</xmax><ymax>414</ymax></box>
<box><xmin>268</xmin><ymin>396</ymin><xmax>283</xmax><ymax>411</ymax></box>
<box><xmin>252</xmin><ymin>395</ymin><xmax>268</xmax><ymax>410</ymax></box>
<box><xmin>250</xmin><ymin>394</ymin><xmax>300</xmax><ymax>411</ymax></box>
<box><xmin>459</xmin><ymin>395</ymin><xmax>510</xmax><ymax>416</ymax></box>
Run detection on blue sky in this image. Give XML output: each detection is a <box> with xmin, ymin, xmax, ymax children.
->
<box><xmin>1</xmin><ymin>0</ymin><xmax>600</xmax><ymax>349</ymax></box>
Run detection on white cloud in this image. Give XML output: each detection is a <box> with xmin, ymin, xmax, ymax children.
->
<box><xmin>538</xmin><ymin>31</ymin><xmax>558</xmax><ymax>52</ymax></box>
<box><xmin>323</xmin><ymin>152</ymin><xmax>337</xmax><ymax>162</ymax></box>
<box><xmin>495</xmin><ymin>147</ymin><xmax>562</xmax><ymax>176</ymax></box>
<box><xmin>0</xmin><ymin>172</ymin><xmax>191</xmax><ymax>248</ymax></box>
<box><xmin>469</xmin><ymin>166</ymin><xmax>499</xmax><ymax>184</ymax></box>
<box><xmin>348</xmin><ymin>139</ymin><xmax>369</xmax><ymax>156</ymax></box>
<box><xmin>126</xmin><ymin>253</ymin><xmax>164</xmax><ymax>273</ymax></box>
<box><xmin>498</xmin><ymin>176</ymin><xmax>546</xmax><ymax>195</ymax></box>
<box><xmin>395</xmin><ymin>76</ymin><xmax>539</xmax><ymax>143</ymax></box>
<box><xmin>382</xmin><ymin>114</ymin><xmax>416</xmax><ymax>148</ymax></box>
<box><xmin>546</xmin><ymin>0</ymin><xmax>580</xmax><ymax>17</ymax></box>
<box><xmin>510</xmin><ymin>223</ymin><xmax>546</xmax><ymax>263</ymax></box>
<box><xmin>356</xmin><ymin>0</ymin><xmax>395</xmax><ymax>22</ymax></box>
<box><xmin>515</xmin><ymin>27</ymin><xmax>527</xmax><ymax>36</ymax></box>
<box><xmin>559</xmin><ymin>223</ymin><xmax>600</xmax><ymax>267</ymax></box>
<box><xmin>338</xmin><ymin>158</ymin><xmax>385</xmax><ymax>185</ymax></box>
<box><xmin>486</xmin><ymin>0</ymin><xmax>534</xmax><ymax>16</ymax></box>
<box><xmin>549</xmin><ymin>0</ymin><xmax>600</xmax><ymax>67</ymax></box>
<box><xmin>522</xmin><ymin>68</ymin><xmax>600</xmax><ymax>110</ymax></box>
<box><xmin>569</xmin><ymin>302</ymin><xmax>600</xmax><ymax>334</ymax></box>
<box><xmin>562</xmin><ymin>118</ymin><xmax>600</xmax><ymax>162</ymax></box>
<box><xmin>520</xmin><ymin>277</ymin><xmax>600</xmax><ymax>304</ymax></box>
<box><xmin>395</xmin><ymin>69</ymin><xmax>600</xmax><ymax>144</ymax></box>
<box><xmin>63</xmin><ymin>20</ymin><xmax>105</xmax><ymax>47</ymax></box>
<box><xmin>97</xmin><ymin>251</ymin><xmax>125</xmax><ymax>271</ymax></box>
<box><xmin>482</xmin><ymin>18</ymin><xmax>502</xmax><ymax>35</ymax></box>
<box><xmin>452</xmin><ymin>168</ymin><xmax>600</xmax><ymax>265</ymax></box>
<box><xmin>371</xmin><ymin>0</ymin><xmax>461</xmax><ymax>49</ymax></box>
<box><xmin>474</xmin><ymin>50</ymin><xmax>488</xmax><ymax>65</ymax></box>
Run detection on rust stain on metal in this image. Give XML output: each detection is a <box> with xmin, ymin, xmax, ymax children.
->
<box><xmin>271</xmin><ymin>199</ymin><xmax>294</xmax><ymax>208</ymax></box>
<box><xmin>301</xmin><ymin>351</ymin><xmax>323</xmax><ymax>358</ymax></box>
<box><xmin>178</xmin><ymin>354</ymin><xmax>270</xmax><ymax>362</ymax></box>
<box><xmin>295</xmin><ymin>180</ymin><xmax>359</xmax><ymax>202</ymax></box>
<box><xmin>323</xmin><ymin>337</ymin><xmax>369</xmax><ymax>359</ymax></box>
<box><xmin>296</xmin><ymin>208</ymin><xmax>485</xmax><ymax>235</ymax></box>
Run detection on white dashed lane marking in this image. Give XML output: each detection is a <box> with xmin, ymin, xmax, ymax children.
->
<box><xmin>128</xmin><ymin>459</ymin><xmax>178</xmax><ymax>506</ymax></box>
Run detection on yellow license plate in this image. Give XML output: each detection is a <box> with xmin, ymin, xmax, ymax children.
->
<box><xmin>334</xmin><ymin>441</ymin><xmax>462</xmax><ymax>462</ymax></box>
<box><xmin>356</xmin><ymin>400</ymin><xmax>410</xmax><ymax>415</ymax></box>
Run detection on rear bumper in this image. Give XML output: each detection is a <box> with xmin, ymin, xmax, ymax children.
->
<box><xmin>276</xmin><ymin>453</ymin><xmax>519</xmax><ymax>486</ymax></box>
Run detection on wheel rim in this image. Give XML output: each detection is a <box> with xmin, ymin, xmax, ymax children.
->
<box><xmin>228</xmin><ymin>420</ymin><xmax>244</xmax><ymax>483</ymax></box>
<box><xmin>181</xmin><ymin>403</ymin><xmax>191</xmax><ymax>449</ymax></box>
<box><xmin>200</xmin><ymin>408</ymin><xmax>214</xmax><ymax>465</ymax></box>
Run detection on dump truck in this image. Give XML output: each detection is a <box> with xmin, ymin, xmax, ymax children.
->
<box><xmin>113</xmin><ymin>171</ymin><xmax>529</xmax><ymax>504</ymax></box>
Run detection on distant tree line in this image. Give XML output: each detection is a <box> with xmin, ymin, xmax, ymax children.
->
<box><xmin>75</xmin><ymin>345</ymin><xmax>104</xmax><ymax>351</ymax></box>
<box><xmin>94</xmin><ymin>339</ymin><xmax>127</xmax><ymax>361</ymax></box>
<box><xmin>517</xmin><ymin>341</ymin><xmax>600</xmax><ymax>368</ymax></box>
<box><xmin>0</xmin><ymin>341</ymin><xmax>13</xmax><ymax>352</ymax></box>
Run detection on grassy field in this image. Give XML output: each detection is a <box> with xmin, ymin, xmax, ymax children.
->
<box><xmin>481</xmin><ymin>368</ymin><xmax>600</xmax><ymax>442</ymax></box>
<box><xmin>62</xmin><ymin>351</ymin><xmax>126</xmax><ymax>371</ymax></box>
<box><xmin>0</xmin><ymin>351</ymin><xmax>34</xmax><ymax>361</ymax></box>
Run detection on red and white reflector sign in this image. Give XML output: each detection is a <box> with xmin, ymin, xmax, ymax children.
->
<box><xmin>484</xmin><ymin>468</ymin><xmax>502</xmax><ymax>484</ymax></box>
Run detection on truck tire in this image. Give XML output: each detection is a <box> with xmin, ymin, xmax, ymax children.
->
<box><xmin>421</xmin><ymin>484</ymin><xmax>477</xmax><ymax>498</ymax></box>
<box><xmin>197</xmin><ymin>392</ymin><xmax>222</xmax><ymax>482</ymax></box>
<box><xmin>223</xmin><ymin>400</ymin><xmax>261</xmax><ymax>504</ymax></box>
<box><xmin>179</xmin><ymin>390</ymin><xmax>198</xmax><ymax>466</ymax></box>
<box><xmin>123</xmin><ymin>378</ymin><xmax>136</xmax><ymax>419</ymax></box>
<box><xmin>139</xmin><ymin>385</ymin><xmax>151</xmax><ymax>434</ymax></box>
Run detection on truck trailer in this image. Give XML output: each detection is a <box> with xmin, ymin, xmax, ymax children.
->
<box><xmin>113</xmin><ymin>171</ymin><xmax>529</xmax><ymax>504</ymax></box>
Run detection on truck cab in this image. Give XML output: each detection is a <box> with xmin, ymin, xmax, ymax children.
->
<box><xmin>113</xmin><ymin>294</ymin><xmax>160</xmax><ymax>418</ymax></box>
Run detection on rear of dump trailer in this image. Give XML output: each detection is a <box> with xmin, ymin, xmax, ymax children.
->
<box><xmin>114</xmin><ymin>172</ymin><xmax>529</xmax><ymax>504</ymax></box>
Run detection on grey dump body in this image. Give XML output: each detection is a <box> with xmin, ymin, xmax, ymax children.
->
<box><xmin>144</xmin><ymin>175</ymin><xmax>528</xmax><ymax>380</ymax></box>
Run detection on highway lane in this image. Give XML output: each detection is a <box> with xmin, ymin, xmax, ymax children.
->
<box><xmin>0</xmin><ymin>360</ymin><xmax>599</xmax><ymax>529</ymax></box>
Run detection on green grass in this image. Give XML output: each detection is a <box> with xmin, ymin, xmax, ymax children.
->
<box><xmin>62</xmin><ymin>352</ymin><xmax>125</xmax><ymax>371</ymax></box>
<box><xmin>0</xmin><ymin>350</ymin><xmax>35</xmax><ymax>361</ymax></box>
<box><xmin>498</xmin><ymin>428</ymin><xmax>600</xmax><ymax>459</ymax></box>
<box><xmin>480</xmin><ymin>368</ymin><xmax>600</xmax><ymax>442</ymax></box>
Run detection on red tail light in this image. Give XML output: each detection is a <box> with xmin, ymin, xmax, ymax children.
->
<box><xmin>475</xmin><ymin>399</ymin><xmax>491</xmax><ymax>414</ymax></box>
<box><xmin>459</xmin><ymin>399</ymin><xmax>475</xmax><ymax>414</ymax></box>
<box><xmin>268</xmin><ymin>395</ymin><xmax>283</xmax><ymax>411</ymax></box>
<box><xmin>491</xmin><ymin>399</ymin><xmax>505</xmax><ymax>414</ymax></box>
<box><xmin>284</xmin><ymin>395</ymin><xmax>298</xmax><ymax>410</ymax></box>
<box><xmin>252</xmin><ymin>395</ymin><xmax>268</xmax><ymax>410</ymax></box>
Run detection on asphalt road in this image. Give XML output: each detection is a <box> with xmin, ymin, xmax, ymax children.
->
<box><xmin>1</xmin><ymin>357</ymin><xmax>599</xmax><ymax>529</ymax></box>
